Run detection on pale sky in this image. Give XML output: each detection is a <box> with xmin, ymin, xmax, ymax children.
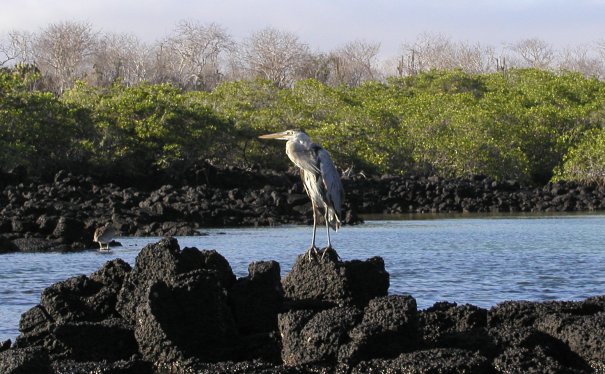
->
<box><xmin>1</xmin><ymin>0</ymin><xmax>604</xmax><ymax>57</ymax></box>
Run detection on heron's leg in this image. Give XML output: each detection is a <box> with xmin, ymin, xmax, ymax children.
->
<box><xmin>98</xmin><ymin>242</ymin><xmax>103</xmax><ymax>251</ymax></box>
<box><xmin>307</xmin><ymin>203</ymin><xmax>319</xmax><ymax>261</ymax></box>
<box><xmin>325</xmin><ymin>210</ymin><xmax>332</xmax><ymax>248</ymax></box>
<box><xmin>320</xmin><ymin>209</ymin><xmax>341</xmax><ymax>261</ymax></box>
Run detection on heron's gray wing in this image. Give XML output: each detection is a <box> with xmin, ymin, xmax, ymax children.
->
<box><xmin>317</xmin><ymin>148</ymin><xmax>344</xmax><ymax>216</ymax></box>
<box><xmin>286</xmin><ymin>141</ymin><xmax>321</xmax><ymax>174</ymax></box>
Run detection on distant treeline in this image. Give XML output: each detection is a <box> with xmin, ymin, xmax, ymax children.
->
<box><xmin>1</xmin><ymin>66</ymin><xmax>605</xmax><ymax>185</ymax></box>
<box><xmin>2</xmin><ymin>20</ymin><xmax>605</xmax><ymax>95</ymax></box>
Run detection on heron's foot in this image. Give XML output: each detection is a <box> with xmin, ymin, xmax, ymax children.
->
<box><xmin>320</xmin><ymin>246</ymin><xmax>341</xmax><ymax>262</ymax></box>
<box><xmin>306</xmin><ymin>245</ymin><xmax>320</xmax><ymax>261</ymax></box>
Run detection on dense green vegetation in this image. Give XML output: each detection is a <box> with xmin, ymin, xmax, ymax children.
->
<box><xmin>2</xmin><ymin>67</ymin><xmax>605</xmax><ymax>185</ymax></box>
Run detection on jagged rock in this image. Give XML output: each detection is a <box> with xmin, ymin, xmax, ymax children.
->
<box><xmin>39</xmin><ymin>275</ymin><xmax>113</xmax><ymax>323</ymax></box>
<box><xmin>52</xmin><ymin>318</ymin><xmax>138</xmax><ymax>362</ymax></box>
<box><xmin>89</xmin><ymin>258</ymin><xmax>132</xmax><ymax>294</ymax></box>
<box><xmin>282</xmin><ymin>251</ymin><xmax>389</xmax><ymax>308</ymax></box>
<box><xmin>278</xmin><ymin>295</ymin><xmax>418</xmax><ymax>367</ymax></box>
<box><xmin>10</xmin><ymin>238</ymin><xmax>57</xmax><ymax>252</ymax></box>
<box><xmin>535</xmin><ymin>308</ymin><xmax>605</xmax><ymax>368</ymax></box>
<box><xmin>0</xmin><ymin>339</ymin><xmax>10</xmax><ymax>352</ymax></box>
<box><xmin>134</xmin><ymin>270</ymin><xmax>238</xmax><ymax>365</ymax></box>
<box><xmin>51</xmin><ymin>216</ymin><xmax>85</xmax><ymax>244</ymax></box>
<box><xmin>15</xmin><ymin>260</ymin><xmax>130</xmax><ymax>353</ymax></box>
<box><xmin>0</xmin><ymin>347</ymin><xmax>52</xmax><ymax>374</ymax></box>
<box><xmin>488</xmin><ymin>300</ymin><xmax>600</xmax><ymax>372</ymax></box>
<box><xmin>154</xmin><ymin>358</ymin><xmax>298</xmax><ymax>374</ymax></box>
<box><xmin>180</xmin><ymin>247</ymin><xmax>236</xmax><ymax>289</ymax></box>
<box><xmin>10</xmin><ymin>218</ymin><xmax>35</xmax><ymax>234</ymax></box>
<box><xmin>279</xmin><ymin>307</ymin><xmax>362</xmax><ymax>366</ymax></box>
<box><xmin>341</xmin><ymin>295</ymin><xmax>419</xmax><ymax>363</ymax></box>
<box><xmin>229</xmin><ymin>260</ymin><xmax>284</xmax><ymax>335</ymax></box>
<box><xmin>116</xmin><ymin>237</ymin><xmax>235</xmax><ymax>324</ymax></box>
<box><xmin>51</xmin><ymin>358</ymin><xmax>152</xmax><ymax>374</ymax></box>
<box><xmin>2</xmin><ymin>167</ymin><xmax>605</xmax><ymax>250</ymax></box>
<box><xmin>420</xmin><ymin>301</ymin><xmax>494</xmax><ymax>355</ymax></box>
<box><xmin>490</xmin><ymin>326</ymin><xmax>591</xmax><ymax>373</ymax></box>
<box><xmin>342</xmin><ymin>257</ymin><xmax>390</xmax><ymax>307</ymax></box>
<box><xmin>5</xmin><ymin>237</ymin><xmax>605</xmax><ymax>373</ymax></box>
<box><xmin>0</xmin><ymin>236</ymin><xmax>18</xmax><ymax>253</ymax></box>
<box><xmin>35</xmin><ymin>214</ymin><xmax>58</xmax><ymax>235</ymax></box>
<box><xmin>352</xmin><ymin>348</ymin><xmax>492</xmax><ymax>374</ymax></box>
<box><xmin>115</xmin><ymin>237</ymin><xmax>183</xmax><ymax>324</ymax></box>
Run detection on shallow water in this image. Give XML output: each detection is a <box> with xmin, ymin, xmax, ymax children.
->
<box><xmin>1</xmin><ymin>213</ymin><xmax>605</xmax><ymax>342</ymax></box>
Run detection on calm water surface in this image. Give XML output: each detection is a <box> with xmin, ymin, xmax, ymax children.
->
<box><xmin>1</xmin><ymin>213</ymin><xmax>605</xmax><ymax>341</ymax></box>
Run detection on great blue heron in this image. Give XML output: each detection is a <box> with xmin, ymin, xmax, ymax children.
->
<box><xmin>93</xmin><ymin>224</ymin><xmax>116</xmax><ymax>251</ymax></box>
<box><xmin>259</xmin><ymin>129</ymin><xmax>344</xmax><ymax>259</ymax></box>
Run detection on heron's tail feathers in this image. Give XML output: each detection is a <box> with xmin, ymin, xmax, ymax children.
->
<box><xmin>327</xmin><ymin>208</ymin><xmax>342</xmax><ymax>231</ymax></box>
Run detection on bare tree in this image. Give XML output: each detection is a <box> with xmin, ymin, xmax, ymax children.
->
<box><xmin>1</xmin><ymin>30</ymin><xmax>36</xmax><ymax>66</ymax></box>
<box><xmin>33</xmin><ymin>21</ymin><xmax>98</xmax><ymax>93</ymax></box>
<box><xmin>160</xmin><ymin>20</ymin><xmax>233</xmax><ymax>90</ymax></box>
<box><xmin>296</xmin><ymin>52</ymin><xmax>333</xmax><ymax>84</ymax></box>
<box><xmin>328</xmin><ymin>40</ymin><xmax>381</xmax><ymax>86</ymax></box>
<box><xmin>398</xmin><ymin>33</ymin><xmax>495</xmax><ymax>76</ymax></box>
<box><xmin>240</xmin><ymin>27</ymin><xmax>311</xmax><ymax>87</ymax></box>
<box><xmin>455</xmin><ymin>42</ymin><xmax>496</xmax><ymax>74</ymax></box>
<box><xmin>557</xmin><ymin>44</ymin><xmax>604</xmax><ymax>78</ymax></box>
<box><xmin>91</xmin><ymin>32</ymin><xmax>151</xmax><ymax>87</ymax></box>
<box><xmin>506</xmin><ymin>38</ymin><xmax>554</xmax><ymax>69</ymax></box>
<box><xmin>596</xmin><ymin>39</ymin><xmax>605</xmax><ymax>63</ymax></box>
<box><xmin>401</xmin><ymin>33</ymin><xmax>456</xmax><ymax>74</ymax></box>
<box><xmin>0</xmin><ymin>35</ymin><xmax>16</xmax><ymax>66</ymax></box>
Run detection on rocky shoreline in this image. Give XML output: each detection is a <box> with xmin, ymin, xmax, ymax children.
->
<box><xmin>1</xmin><ymin>237</ymin><xmax>604</xmax><ymax>373</ymax></box>
<box><xmin>1</xmin><ymin>165</ymin><xmax>605</xmax><ymax>253</ymax></box>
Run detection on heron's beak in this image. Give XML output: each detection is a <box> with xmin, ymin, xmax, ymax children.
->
<box><xmin>258</xmin><ymin>131</ymin><xmax>288</xmax><ymax>140</ymax></box>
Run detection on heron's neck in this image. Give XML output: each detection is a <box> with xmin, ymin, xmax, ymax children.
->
<box><xmin>290</xmin><ymin>137</ymin><xmax>313</xmax><ymax>148</ymax></box>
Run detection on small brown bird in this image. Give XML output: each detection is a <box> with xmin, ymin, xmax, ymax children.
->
<box><xmin>93</xmin><ymin>224</ymin><xmax>116</xmax><ymax>251</ymax></box>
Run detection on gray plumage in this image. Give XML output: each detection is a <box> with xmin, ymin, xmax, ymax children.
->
<box><xmin>259</xmin><ymin>129</ymin><xmax>344</xmax><ymax>258</ymax></box>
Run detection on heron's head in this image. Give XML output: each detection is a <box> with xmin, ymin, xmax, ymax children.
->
<box><xmin>258</xmin><ymin>129</ymin><xmax>309</xmax><ymax>142</ymax></box>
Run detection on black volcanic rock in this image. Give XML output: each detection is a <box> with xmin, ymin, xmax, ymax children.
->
<box><xmin>0</xmin><ymin>236</ymin><xmax>18</xmax><ymax>253</ymax></box>
<box><xmin>115</xmin><ymin>237</ymin><xmax>186</xmax><ymax>324</ymax></box>
<box><xmin>279</xmin><ymin>306</ymin><xmax>362</xmax><ymax>366</ymax></box>
<box><xmin>419</xmin><ymin>301</ymin><xmax>494</xmax><ymax>355</ymax></box>
<box><xmin>277</xmin><ymin>295</ymin><xmax>418</xmax><ymax>367</ymax></box>
<box><xmin>4</xmin><ymin>237</ymin><xmax>605</xmax><ymax>373</ymax></box>
<box><xmin>52</xmin><ymin>318</ymin><xmax>138</xmax><ymax>362</ymax></box>
<box><xmin>342</xmin><ymin>295</ymin><xmax>419</xmax><ymax>363</ymax></box>
<box><xmin>282</xmin><ymin>250</ymin><xmax>389</xmax><ymax>308</ymax></box>
<box><xmin>116</xmin><ymin>238</ymin><xmax>236</xmax><ymax>326</ymax></box>
<box><xmin>490</xmin><ymin>326</ymin><xmax>591</xmax><ymax>373</ymax></box>
<box><xmin>51</xmin><ymin>216</ymin><xmax>85</xmax><ymax>244</ymax></box>
<box><xmin>0</xmin><ymin>347</ymin><xmax>51</xmax><ymax>374</ymax></box>
<box><xmin>134</xmin><ymin>270</ymin><xmax>238</xmax><ymax>365</ymax></box>
<box><xmin>15</xmin><ymin>260</ymin><xmax>132</xmax><ymax>359</ymax></box>
<box><xmin>3</xmin><ymin>167</ymin><xmax>605</xmax><ymax>251</ymax></box>
<box><xmin>488</xmin><ymin>298</ymin><xmax>605</xmax><ymax>371</ymax></box>
<box><xmin>352</xmin><ymin>348</ymin><xmax>492</xmax><ymax>374</ymax></box>
<box><xmin>10</xmin><ymin>238</ymin><xmax>58</xmax><ymax>252</ymax></box>
<box><xmin>50</xmin><ymin>358</ymin><xmax>152</xmax><ymax>374</ymax></box>
<box><xmin>229</xmin><ymin>260</ymin><xmax>284</xmax><ymax>335</ymax></box>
